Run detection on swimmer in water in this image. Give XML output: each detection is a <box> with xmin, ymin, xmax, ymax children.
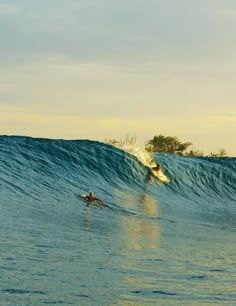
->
<box><xmin>85</xmin><ymin>192</ymin><xmax>105</xmax><ymax>204</ymax></box>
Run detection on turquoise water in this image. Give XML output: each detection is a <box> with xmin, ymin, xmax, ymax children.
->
<box><xmin>0</xmin><ymin>136</ymin><xmax>235</xmax><ymax>305</ymax></box>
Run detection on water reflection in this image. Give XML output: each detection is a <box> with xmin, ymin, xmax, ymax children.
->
<box><xmin>109</xmin><ymin>190</ymin><xmax>162</xmax><ymax>302</ymax></box>
<box><xmin>138</xmin><ymin>193</ymin><xmax>159</xmax><ymax>217</ymax></box>
<box><xmin>115</xmin><ymin>190</ymin><xmax>160</xmax><ymax>251</ymax></box>
<box><xmin>84</xmin><ymin>205</ymin><xmax>91</xmax><ymax>230</ymax></box>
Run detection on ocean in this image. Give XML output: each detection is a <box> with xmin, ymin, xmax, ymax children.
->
<box><xmin>0</xmin><ymin>136</ymin><xmax>235</xmax><ymax>305</ymax></box>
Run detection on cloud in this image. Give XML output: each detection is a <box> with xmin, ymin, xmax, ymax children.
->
<box><xmin>0</xmin><ymin>3</ymin><xmax>22</xmax><ymax>15</ymax></box>
<box><xmin>1</xmin><ymin>0</ymin><xmax>236</xmax><ymax>64</ymax></box>
<box><xmin>0</xmin><ymin>56</ymin><xmax>235</xmax><ymax>119</ymax></box>
<box><xmin>0</xmin><ymin>1</ymin><xmax>236</xmax><ymax>155</ymax></box>
<box><xmin>1</xmin><ymin>103</ymin><xmax>235</xmax><ymax>155</ymax></box>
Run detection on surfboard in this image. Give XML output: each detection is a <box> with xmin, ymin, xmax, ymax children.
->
<box><xmin>151</xmin><ymin>169</ymin><xmax>170</xmax><ymax>183</ymax></box>
<box><xmin>80</xmin><ymin>194</ymin><xmax>87</xmax><ymax>200</ymax></box>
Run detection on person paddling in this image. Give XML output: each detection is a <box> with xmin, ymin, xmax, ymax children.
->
<box><xmin>85</xmin><ymin>192</ymin><xmax>105</xmax><ymax>205</ymax></box>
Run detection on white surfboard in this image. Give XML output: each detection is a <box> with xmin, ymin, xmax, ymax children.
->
<box><xmin>151</xmin><ymin>169</ymin><xmax>170</xmax><ymax>183</ymax></box>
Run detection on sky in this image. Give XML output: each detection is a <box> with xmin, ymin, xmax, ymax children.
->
<box><xmin>0</xmin><ymin>0</ymin><xmax>236</xmax><ymax>156</ymax></box>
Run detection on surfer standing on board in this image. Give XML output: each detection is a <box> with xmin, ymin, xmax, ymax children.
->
<box><xmin>146</xmin><ymin>164</ymin><xmax>162</xmax><ymax>183</ymax></box>
<box><xmin>151</xmin><ymin>164</ymin><xmax>162</xmax><ymax>174</ymax></box>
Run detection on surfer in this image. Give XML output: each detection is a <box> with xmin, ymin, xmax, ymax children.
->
<box><xmin>146</xmin><ymin>164</ymin><xmax>162</xmax><ymax>183</ymax></box>
<box><xmin>84</xmin><ymin>192</ymin><xmax>105</xmax><ymax>205</ymax></box>
<box><xmin>151</xmin><ymin>164</ymin><xmax>162</xmax><ymax>174</ymax></box>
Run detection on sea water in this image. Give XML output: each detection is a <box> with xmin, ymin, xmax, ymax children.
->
<box><xmin>0</xmin><ymin>136</ymin><xmax>235</xmax><ymax>305</ymax></box>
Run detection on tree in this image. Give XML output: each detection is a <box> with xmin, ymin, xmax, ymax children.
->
<box><xmin>209</xmin><ymin>148</ymin><xmax>227</xmax><ymax>157</ymax></box>
<box><xmin>185</xmin><ymin>149</ymin><xmax>205</xmax><ymax>157</ymax></box>
<box><xmin>145</xmin><ymin>134</ymin><xmax>192</xmax><ymax>155</ymax></box>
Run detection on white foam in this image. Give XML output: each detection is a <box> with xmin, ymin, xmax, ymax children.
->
<box><xmin>112</xmin><ymin>141</ymin><xmax>170</xmax><ymax>182</ymax></box>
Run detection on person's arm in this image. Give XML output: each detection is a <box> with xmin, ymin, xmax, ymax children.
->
<box><xmin>94</xmin><ymin>197</ymin><xmax>105</xmax><ymax>204</ymax></box>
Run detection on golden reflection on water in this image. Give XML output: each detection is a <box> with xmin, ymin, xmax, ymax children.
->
<box><xmin>112</xmin><ymin>189</ymin><xmax>161</xmax><ymax>298</ymax></box>
<box><xmin>138</xmin><ymin>193</ymin><xmax>158</xmax><ymax>217</ymax></box>
<box><xmin>116</xmin><ymin>189</ymin><xmax>159</xmax><ymax>217</ymax></box>
<box><xmin>115</xmin><ymin>190</ymin><xmax>160</xmax><ymax>251</ymax></box>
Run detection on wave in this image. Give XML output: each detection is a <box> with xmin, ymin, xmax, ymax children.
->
<box><xmin>1</xmin><ymin>135</ymin><xmax>235</xmax><ymax>305</ymax></box>
<box><xmin>0</xmin><ymin>135</ymin><xmax>235</xmax><ymax>226</ymax></box>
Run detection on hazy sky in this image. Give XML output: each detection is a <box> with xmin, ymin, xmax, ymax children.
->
<box><xmin>1</xmin><ymin>0</ymin><xmax>236</xmax><ymax>155</ymax></box>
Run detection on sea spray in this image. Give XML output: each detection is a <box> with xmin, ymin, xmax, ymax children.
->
<box><xmin>106</xmin><ymin>138</ymin><xmax>170</xmax><ymax>182</ymax></box>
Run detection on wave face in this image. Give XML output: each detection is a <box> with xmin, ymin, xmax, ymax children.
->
<box><xmin>0</xmin><ymin>136</ymin><xmax>235</xmax><ymax>305</ymax></box>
